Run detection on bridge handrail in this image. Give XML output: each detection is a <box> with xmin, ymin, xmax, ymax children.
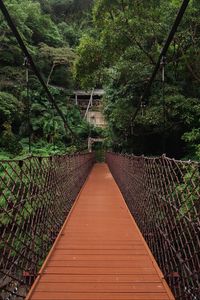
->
<box><xmin>0</xmin><ymin>152</ymin><xmax>94</xmax><ymax>299</ymax></box>
<box><xmin>0</xmin><ymin>151</ymin><xmax>90</xmax><ymax>163</ymax></box>
<box><xmin>108</xmin><ymin>151</ymin><xmax>200</xmax><ymax>165</ymax></box>
<box><xmin>106</xmin><ymin>152</ymin><xmax>200</xmax><ymax>300</ymax></box>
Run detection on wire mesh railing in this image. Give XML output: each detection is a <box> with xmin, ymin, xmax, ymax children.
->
<box><xmin>0</xmin><ymin>153</ymin><xmax>94</xmax><ymax>299</ymax></box>
<box><xmin>106</xmin><ymin>152</ymin><xmax>200</xmax><ymax>300</ymax></box>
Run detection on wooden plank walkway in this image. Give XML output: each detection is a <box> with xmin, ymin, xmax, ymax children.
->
<box><xmin>26</xmin><ymin>164</ymin><xmax>175</xmax><ymax>300</ymax></box>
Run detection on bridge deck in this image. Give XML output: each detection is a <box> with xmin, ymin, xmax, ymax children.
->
<box><xmin>26</xmin><ymin>164</ymin><xmax>175</xmax><ymax>300</ymax></box>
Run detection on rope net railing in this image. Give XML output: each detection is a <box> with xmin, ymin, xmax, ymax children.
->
<box><xmin>106</xmin><ymin>153</ymin><xmax>200</xmax><ymax>300</ymax></box>
<box><xmin>0</xmin><ymin>153</ymin><xmax>94</xmax><ymax>299</ymax></box>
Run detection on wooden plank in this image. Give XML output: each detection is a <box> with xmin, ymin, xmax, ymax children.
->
<box><xmin>31</xmin><ymin>292</ymin><xmax>170</xmax><ymax>300</ymax></box>
<box><xmin>50</xmin><ymin>254</ymin><xmax>149</xmax><ymax>261</ymax></box>
<box><xmin>57</xmin><ymin>240</ymin><xmax>143</xmax><ymax>245</ymax></box>
<box><xmin>39</xmin><ymin>274</ymin><xmax>161</xmax><ymax>283</ymax></box>
<box><xmin>53</xmin><ymin>249</ymin><xmax>148</xmax><ymax>255</ymax></box>
<box><xmin>46</xmin><ymin>260</ymin><xmax>154</xmax><ymax>268</ymax></box>
<box><xmin>35</xmin><ymin>282</ymin><xmax>166</xmax><ymax>293</ymax></box>
<box><xmin>56</xmin><ymin>239</ymin><xmax>144</xmax><ymax>244</ymax></box>
<box><xmin>42</xmin><ymin>266</ymin><xmax>158</xmax><ymax>275</ymax></box>
<box><xmin>55</xmin><ymin>244</ymin><xmax>146</xmax><ymax>250</ymax></box>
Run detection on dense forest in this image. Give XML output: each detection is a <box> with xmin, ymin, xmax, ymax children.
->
<box><xmin>0</xmin><ymin>0</ymin><xmax>95</xmax><ymax>158</ymax></box>
<box><xmin>0</xmin><ymin>0</ymin><xmax>200</xmax><ymax>160</ymax></box>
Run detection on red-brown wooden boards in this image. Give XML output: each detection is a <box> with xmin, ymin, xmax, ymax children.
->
<box><xmin>26</xmin><ymin>164</ymin><xmax>175</xmax><ymax>300</ymax></box>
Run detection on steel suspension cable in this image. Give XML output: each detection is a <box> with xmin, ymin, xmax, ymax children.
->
<box><xmin>0</xmin><ymin>0</ymin><xmax>77</xmax><ymax>141</ymax></box>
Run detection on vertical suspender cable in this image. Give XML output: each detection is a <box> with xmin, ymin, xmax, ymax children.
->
<box><xmin>24</xmin><ymin>57</ymin><xmax>31</xmax><ymax>154</ymax></box>
<box><xmin>161</xmin><ymin>56</ymin><xmax>166</xmax><ymax>153</ymax></box>
<box><xmin>52</xmin><ymin>103</ymin><xmax>56</xmax><ymax>151</ymax></box>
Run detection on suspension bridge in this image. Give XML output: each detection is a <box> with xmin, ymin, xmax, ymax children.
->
<box><xmin>0</xmin><ymin>0</ymin><xmax>200</xmax><ymax>299</ymax></box>
<box><xmin>0</xmin><ymin>153</ymin><xmax>199</xmax><ymax>299</ymax></box>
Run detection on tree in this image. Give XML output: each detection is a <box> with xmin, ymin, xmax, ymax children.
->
<box><xmin>38</xmin><ymin>43</ymin><xmax>76</xmax><ymax>86</ymax></box>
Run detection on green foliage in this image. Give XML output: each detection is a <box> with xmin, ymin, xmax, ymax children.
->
<box><xmin>182</xmin><ymin>129</ymin><xmax>200</xmax><ymax>160</ymax></box>
<box><xmin>1</xmin><ymin>0</ymin><xmax>199</xmax><ymax>159</ymax></box>
<box><xmin>0</xmin><ymin>92</ymin><xmax>23</xmax><ymax>155</ymax></box>
<box><xmin>74</xmin><ymin>34</ymin><xmax>104</xmax><ymax>88</ymax></box>
<box><xmin>0</xmin><ymin>92</ymin><xmax>23</xmax><ymax>123</ymax></box>
<box><xmin>58</xmin><ymin>22</ymin><xmax>82</xmax><ymax>47</ymax></box>
<box><xmin>0</xmin><ymin>0</ymin><xmax>95</xmax><ymax>157</ymax></box>
<box><xmin>174</xmin><ymin>166</ymin><xmax>200</xmax><ymax>219</ymax></box>
<box><xmin>39</xmin><ymin>43</ymin><xmax>76</xmax><ymax>65</ymax></box>
<box><xmin>0</xmin><ymin>123</ymin><xmax>22</xmax><ymax>154</ymax></box>
<box><xmin>75</xmin><ymin>0</ymin><xmax>200</xmax><ymax>158</ymax></box>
